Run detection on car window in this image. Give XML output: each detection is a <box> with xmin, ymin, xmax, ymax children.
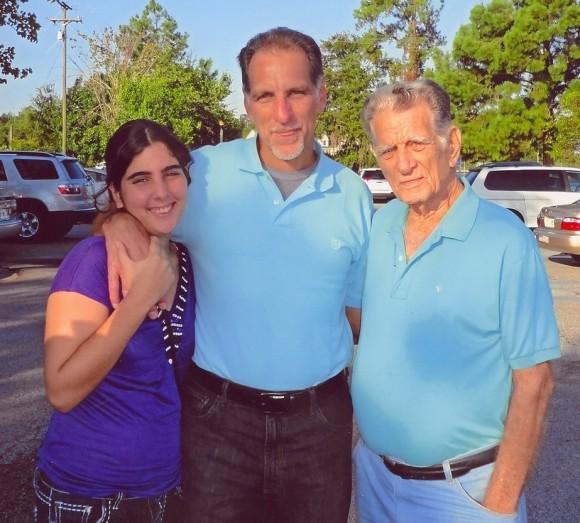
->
<box><xmin>564</xmin><ymin>171</ymin><xmax>580</xmax><ymax>192</ymax></box>
<box><xmin>0</xmin><ymin>161</ymin><xmax>6</xmax><ymax>181</ymax></box>
<box><xmin>13</xmin><ymin>159</ymin><xmax>59</xmax><ymax>180</ymax></box>
<box><xmin>62</xmin><ymin>160</ymin><xmax>87</xmax><ymax>180</ymax></box>
<box><xmin>484</xmin><ymin>169</ymin><xmax>566</xmax><ymax>191</ymax></box>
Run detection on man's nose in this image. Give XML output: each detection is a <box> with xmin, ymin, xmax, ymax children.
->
<box><xmin>395</xmin><ymin>147</ymin><xmax>417</xmax><ymax>174</ymax></box>
<box><xmin>274</xmin><ymin>96</ymin><xmax>293</xmax><ymax>124</ymax></box>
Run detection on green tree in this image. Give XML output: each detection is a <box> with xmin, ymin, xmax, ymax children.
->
<box><xmin>319</xmin><ymin>32</ymin><xmax>381</xmax><ymax>170</ymax></box>
<box><xmin>117</xmin><ymin>0</ymin><xmax>189</xmax><ymax>65</ymax></box>
<box><xmin>354</xmin><ymin>0</ymin><xmax>445</xmax><ymax>81</ymax></box>
<box><xmin>431</xmin><ymin>0</ymin><xmax>580</xmax><ymax>165</ymax></box>
<box><xmin>553</xmin><ymin>79</ymin><xmax>580</xmax><ymax>166</ymax></box>
<box><xmin>6</xmin><ymin>85</ymin><xmax>60</xmax><ymax>150</ymax></box>
<box><xmin>0</xmin><ymin>0</ymin><xmax>41</xmax><ymax>83</ymax></box>
<box><xmin>72</xmin><ymin>1</ymin><xmax>238</xmax><ymax>161</ymax></box>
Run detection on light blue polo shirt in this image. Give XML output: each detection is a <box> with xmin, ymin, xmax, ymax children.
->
<box><xmin>174</xmin><ymin>137</ymin><xmax>373</xmax><ymax>390</ymax></box>
<box><xmin>351</xmin><ymin>179</ymin><xmax>560</xmax><ymax>466</ymax></box>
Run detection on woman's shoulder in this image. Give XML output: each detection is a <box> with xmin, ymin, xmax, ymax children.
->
<box><xmin>51</xmin><ymin>236</ymin><xmax>112</xmax><ymax>309</ymax></box>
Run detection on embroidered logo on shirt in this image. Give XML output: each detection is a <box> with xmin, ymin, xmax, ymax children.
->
<box><xmin>330</xmin><ymin>238</ymin><xmax>343</xmax><ymax>250</ymax></box>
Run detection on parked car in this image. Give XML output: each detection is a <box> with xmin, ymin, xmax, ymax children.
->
<box><xmin>84</xmin><ymin>167</ymin><xmax>108</xmax><ymax>209</ymax></box>
<box><xmin>0</xmin><ymin>193</ymin><xmax>22</xmax><ymax>240</ymax></box>
<box><xmin>359</xmin><ymin>167</ymin><xmax>394</xmax><ymax>201</ymax></box>
<box><xmin>0</xmin><ymin>151</ymin><xmax>97</xmax><ymax>242</ymax></box>
<box><xmin>463</xmin><ymin>161</ymin><xmax>580</xmax><ymax>227</ymax></box>
<box><xmin>535</xmin><ymin>200</ymin><xmax>580</xmax><ymax>263</ymax></box>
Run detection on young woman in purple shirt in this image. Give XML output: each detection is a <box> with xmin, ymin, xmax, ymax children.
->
<box><xmin>33</xmin><ymin>120</ymin><xmax>195</xmax><ymax>522</ymax></box>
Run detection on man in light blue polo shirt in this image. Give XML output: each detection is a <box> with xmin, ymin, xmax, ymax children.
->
<box><xmin>104</xmin><ymin>28</ymin><xmax>373</xmax><ymax>522</ymax></box>
<box><xmin>351</xmin><ymin>79</ymin><xmax>559</xmax><ymax>522</ymax></box>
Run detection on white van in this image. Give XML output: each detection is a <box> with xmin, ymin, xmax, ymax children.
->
<box><xmin>464</xmin><ymin>162</ymin><xmax>580</xmax><ymax>227</ymax></box>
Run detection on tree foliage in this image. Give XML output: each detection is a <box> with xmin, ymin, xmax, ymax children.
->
<box><xmin>319</xmin><ymin>0</ymin><xmax>446</xmax><ymax>168</ymax></box>
<box><xmin>2</xmin><ymin>0</ymin><xmax>241</xmax><ymax>164</ymax></box>
<box><xmin>319</xmin><ymin>33</ymin><xmax>381</xmax><ymax>170</ymax></box>
<box><xmin>430</xmin><ymin>0</ymin><xmax>580</xmax><ymax>165</ymax></box>
<box><xmin>354</xmin><ymin>0</ymin><xmax>445</xmax><ymax>81</ymax></box>
<box><xmin>0</xmin><ymin>0</ymin><xmax>43</xmax><ymax>83</ymax></box>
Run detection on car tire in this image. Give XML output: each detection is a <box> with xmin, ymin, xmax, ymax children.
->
<box><xmin>17</xmin><ymin>203</ymin><xmax>49</xmax><ymax>242</ymax></box>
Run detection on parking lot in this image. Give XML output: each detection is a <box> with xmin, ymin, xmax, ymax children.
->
<box><xmin>0</xmin><ymin>225</ymin><xmax>579</xmax><ymax>522</ymax></box>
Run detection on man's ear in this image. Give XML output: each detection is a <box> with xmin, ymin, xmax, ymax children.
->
<box><xmin>448</xmin><ymin>126</ymin><xmax>462</xmax><ymax>167</ymax></box>
<box><xmin>243</xmin><ymin>93</ymin><xmax>254</xmax><ymax>122</ymax></box>
<box><xmin>317</xmin><ymin>81</ymin><xmax>328</xmax><ymax>112</ymax></box>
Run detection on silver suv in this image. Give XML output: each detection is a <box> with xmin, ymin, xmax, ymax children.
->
<box><xmin>464</xmin><ymin>161</ymin><xmax>580</xmax><ymax>227</ymax></box>
<box><xmin>0</xmin><ymin>151</ymin><xmax>97</xmax><ymax>242</ymax></box>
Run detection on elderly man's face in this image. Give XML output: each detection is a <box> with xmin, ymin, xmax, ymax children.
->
<box><xmin>371</xmin><ymin>101</ymin><xmax>461</xmax><ymax>210</ymax></box>
<box><xmin>244</xmin><ymin>47</ymin><xmax>326</xmax><ymax>172</ymax></box>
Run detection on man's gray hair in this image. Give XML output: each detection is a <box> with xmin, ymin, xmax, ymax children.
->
<box><xmin>362</xmin><ymin>79</ymin><xmax>453</xmax><ymax>144</ymax></box>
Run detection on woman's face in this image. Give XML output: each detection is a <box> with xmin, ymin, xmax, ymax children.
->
<box><xmin>111</xmin><ymin>141</ymin><xmax>188</xmax><ymax>237</ymax></box>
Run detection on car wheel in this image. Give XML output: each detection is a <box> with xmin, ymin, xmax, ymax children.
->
<box><xmin>17</xmin><ymin>204</ymin><xmax>48</xmax><ymax>242</ymax></box>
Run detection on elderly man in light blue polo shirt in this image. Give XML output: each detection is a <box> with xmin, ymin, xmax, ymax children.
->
<box><xmin>351</xmin><ymin>79</ymin><xmax>559</xmax><ymax>522</ymax></box>
<box><xmin>104</xmin><ymin>27</ymin><xmax>373</xmax><ymax>522</ymax></box>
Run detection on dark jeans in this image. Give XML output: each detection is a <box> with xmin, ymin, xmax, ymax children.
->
<box><xmin>180</xmin><ymin>368</ymin><xmax>353</xmax><ymax>523</ymax></box>
<box><xmin>32</xmin><ymin>468</ymin><xmax>183</xmax><ymax>523</ymax></box>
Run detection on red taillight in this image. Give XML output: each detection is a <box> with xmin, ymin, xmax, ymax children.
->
<box><xmin>561</xmin><ymin>218</ymin><xmax>580</xmax><ymax>231</ymax></box>
<box><xmin>58</xmin><ymin>184</ymin><xmax>82</xmax><ymax>195</ymax></box>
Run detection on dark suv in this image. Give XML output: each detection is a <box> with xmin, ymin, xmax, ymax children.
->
<box><xmin>0</xmin><ymin>151</ymin><xmax>97</xmax><ymax>241</ymax></box>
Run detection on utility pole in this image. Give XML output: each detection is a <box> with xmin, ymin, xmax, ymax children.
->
<box><xmin>50</xmin><ymin>1</ymin><xmax>81</xmax><ymax>154</ymax></box>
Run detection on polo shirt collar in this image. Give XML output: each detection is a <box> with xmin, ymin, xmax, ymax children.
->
<box><xmin>238</xmin><ymin>135</ymin><xmax>335</xmax><ymax>194</ymax></box>
<box><xmin>385</xmin><ymin>176</ymin><xmax>479</xmax><ymax>242</ymax></box>
<box><xmin>437</xmin><ymin>177</ymin><xmax>479</xmax><ymax>241</ymax></box>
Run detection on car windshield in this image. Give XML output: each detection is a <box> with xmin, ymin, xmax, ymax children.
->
<box><xmin>62</xmin><ymin>159</ymin><xmax>87</xmax><ymax>180</ymax></box>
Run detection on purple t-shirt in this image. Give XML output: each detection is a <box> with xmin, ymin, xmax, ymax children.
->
<box><xmin>37</xmin><ymin>236</ymin><xmax>195</xmax><ymax>497</ymax></box>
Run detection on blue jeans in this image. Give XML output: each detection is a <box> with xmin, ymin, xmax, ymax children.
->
<box><xmin>354</xmin><ymin>440</ymin><xmax>527</xmax><ymax>522</ymax></box>
<box><xmin>32</xmin><ymin>468</ymin><xmax>183</xmax><ymax>523</ymax></box>
<box><xmin>180</xmin><ymin>368</ymin><xmax>353</xmax><ymax>522</ymax></box>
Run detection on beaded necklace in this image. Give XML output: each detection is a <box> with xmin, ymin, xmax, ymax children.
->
<box><xmin>158</xmin><ymin>244</ymin><xmax>189</xmax><ymax>366</ymax></box>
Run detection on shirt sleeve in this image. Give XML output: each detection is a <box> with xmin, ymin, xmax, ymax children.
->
<box><xmin>50</xmin><ymin>236</ymin><xmax>113</xmax><ymax>311</ymax></box>
<box><xmin>345</xmin><ymin>189</ymin><xmax>374</xmax><ymax>308</ymax></box>
<box><xmin>499</xmin><ymin>232</ymin><xmax>560</xmax><ymax>369</ymax></box>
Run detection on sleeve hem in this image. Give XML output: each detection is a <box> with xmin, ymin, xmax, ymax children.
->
<box><xmin>510</xmin><ymin>347</ymin><xmax>561</xmax><ymax>369</ymax></box>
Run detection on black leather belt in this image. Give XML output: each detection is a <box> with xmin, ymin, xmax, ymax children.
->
<box><xmin>189</xmin><ymin>363</ymin><xmax>347</xmax><ymax>414</ymax></box>
<box><xmin>382</xmin><ymin>446</ymin><xmax>499</xmax><ymax>480</ymax></box>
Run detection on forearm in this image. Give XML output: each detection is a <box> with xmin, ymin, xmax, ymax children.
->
<box><xmin>45</xmin><ymin>292</ymin><xmax>153</xmax><ymax>412</ymax></box>
<box><xmin>346</xmin><ymin>307</ymin><xmax>361</xmax><ymax>341</ymax></box>
<box><xmin>483</xmin><ymin>363</ymin><xmax>554</xmax><ymax>513</ymax></box>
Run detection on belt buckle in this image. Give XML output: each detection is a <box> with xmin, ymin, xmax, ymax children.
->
<box><xmin>257</xmin><ymin>392</ymin><xmax>288</xmax><ymax>413</ymax></box>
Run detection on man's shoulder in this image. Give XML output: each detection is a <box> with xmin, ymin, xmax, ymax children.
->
<box><xmin>319</xmin><ymin>154</ymin><xmax>369</xmax><ymax>193</ymax></box>
<box><xmin>373</xmin><ymin>198</ymin><xmax>405</xmax><ymax>222</ymax></box>
<box><xmin>194</xmin><ymin>138</ymin><xmax>250</xmax><ymax>159</ymax></box>
<box><xmin>476</xmin><ymin>198</ymin><xmax>536</xmax><ymax>247</ymax></box>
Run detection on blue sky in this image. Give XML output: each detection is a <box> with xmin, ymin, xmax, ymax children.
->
<box><xmin>0</xmin><ymin>0</ymin><xmax>482</xmax><ymax>115</ymax></box>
